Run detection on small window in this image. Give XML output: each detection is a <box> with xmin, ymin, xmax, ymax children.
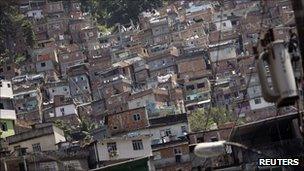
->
<box><xmin>136</xmin><ymin>102</ymin><xmax>141</xmax><ymax>107</ymax></box>
<box><xmin>133</xmin><ymin>114</ymin><xmax>141</xmax><ymax>121</ymax></box>
<box><xmin>211</xmin><ymin>136</ymin><xmax>219</xmax><ymax>142</ymax></box>
<box><xmin>0</xmin><ymin>68</ymin><xmax>3</xmax><ymax>72</ymax></box>
<box><xmin>197</xmin><ymin>83</ymin><xmax>205</xmax><ymax>89</ymax></box>
<box><xmin>174</xmin><ymin>148</ymin><xmax>182</xmax><ymax>155</ymax></box>
<box><xmin>254</xmin><ymin>98</ymin><xmax>261</xmax><ymax>104</ymax></box>
<box><xmin>41</xmin><ymin>62</ymin><xmax>46</xmax><ymax>67</ymax></box>
<box><xmin>181</xmin><ymin>125</ymin><xmax>187</xmax><ymax>133</ymax></box>
<box><xmin>107</xmin><ymin>142</ymin><xmax>117</xmax><ymax>152</ymax></box>
<box><xmin>132</xmin><ymin>140</ymin><xmax>143</xmax><ymax>150</ymax></box>
<box><xmin>60</xmin><ymin>108</ymin><xmax>65</xmax><ymax>115</ymax></box>
<box><xmin>0</xmin><ymin>122</ymin><xmax>8</xmax><ymax>131</ymax></box>
<box><xmin>6</xmin><ymin>66</ymin><xmax>11</xmax><ymax>71</ymax></box>
<box><xmin>166</xmin><ymin>129</ymin><xmax>172</xmax><ymax>136</ymax></box>
<box><xmin>0</xmin><ymin>103</ymin><xmax>4</xmax><ymax>109</ymax></box>
<box><xmin>113</xmin><ymin>126</ymin><xmax>118</xmax><ymax>130</ymax></box>
<box><xmin>186</xmin><ymin>85</ymin><xmax>195</xmax><ymax>91</ymax></box>
<box><xmin>32</xmin><ymin>143</ymin><xmax>42</xmax><ymax>152</ymax></box>
<box><xmin>7</xmin><ymin>83</ymin><xmax>11</xmax><ymax>88</ymax></box>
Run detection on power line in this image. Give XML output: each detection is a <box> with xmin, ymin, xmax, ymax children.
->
<box><xmin>203</xmin><ymin>5</ymin><xmax>224</xmax><ymax>129</ymax></box>
<box><xmin>228</xmin><ymin>0</ymin><xmax>268</xmax><ymax>139</ymax></box>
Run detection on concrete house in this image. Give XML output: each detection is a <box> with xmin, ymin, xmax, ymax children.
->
<box><xmin>0</xmin><ymin>80</ymin><xmax>16</xmax><ymax>138</ymax></box>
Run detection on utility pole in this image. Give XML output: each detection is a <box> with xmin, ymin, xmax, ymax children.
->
<box><xmin>291</xmin><ymin>0</ymin><xmax>304</xmax><ymax>74</ymax></box>
<box><xmin>291</xmin><ymin>0</ymin><xmax>304</xmax><ymax>136</ymax></box>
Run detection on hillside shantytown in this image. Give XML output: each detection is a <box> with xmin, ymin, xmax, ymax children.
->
<box><xmin>0</xmin><ymin>0</ymin><xmax>304</xmax><ymax>170</ymax></box>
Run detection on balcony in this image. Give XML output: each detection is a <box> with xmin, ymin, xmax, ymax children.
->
<box><xmin>0</xmin><ymin>109</ymin><xmax>16</xmax><ymax>120</ymax></box>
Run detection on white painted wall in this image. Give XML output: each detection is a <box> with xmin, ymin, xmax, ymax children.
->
<box><xmin>249</xmin><ymin>97</ymin><xmax>274</xmax><ymax>110</ymax></box>
<box><xmin>128</xmin><ymin>94</ymin><xmax>156</xmax><ymax>109</ymax></box>
<box><xmin>97</xmin><ymin>136</ymin><xmax>152</xmax><ymax>161</ymax></box>
<box><xmin>54</xmin><ymin>130</ymin><xmax>66</xmax><ymax>143</ymax></box>
<box><xmin>9</xmin><ymin>134</ymin><xmax>58</xmax><ymax>153</ymax></box>
<box><xmin>137</xmin><ymin>123</ymin><xmax>188</xmax><ymax>145</ymax></box>
<box><xmin>55</xmin><ymin>104</ymin><xmax>77</xmax><ymax>117</ymax></box>
<box><xmin>215</xmin><ymin>20</ymin><xmax>233</xmax><ymax>31</ymax></box>
<box><xmin>48</xmin><ymin>86</ymin><xmax>71</xmax><ymax>101</ymax></box>
<box><xmin>0</xmin><ymin>80</ymin><xmax>13</xmax><ymax>98</ymax></box>
<box><xmin>27</xmin><ymin>10</ymin><xmax>44</xmax><ymax>19</ymax></box>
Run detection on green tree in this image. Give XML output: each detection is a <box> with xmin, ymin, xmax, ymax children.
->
<box><xmin>54</xmin><ymin>117</ymin><xmax>97</xmax><ymax>141</ymax></box>
<box><xmin>189</xmin><ymin>107</ymin><xmax>235</xmax><ymax>132</ymax></box>
<box><xmin>81</xmin><ymin>0</ymin><xmax>164</xmax><ymax>26</ymax></box>
<box><xmin>0</xmin><ymin>1</ymin><xmax>35</xmax><ymax>65</ymax></box>
<box><xmin>189</xmin><ymin>109</ymin><xmax>214</xmax><ymax>132</ymax></box>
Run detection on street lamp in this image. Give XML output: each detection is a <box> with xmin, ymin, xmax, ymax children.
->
<box><xmin>194</xmin><ymin>141</ymin><xmax>262</xmax><ymax>158</ymax></box>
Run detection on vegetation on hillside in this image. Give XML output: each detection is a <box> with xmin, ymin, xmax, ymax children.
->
<box><xmin>80</xmin><ymin>0</ymin><xmax>165</xmax><ymax>26</ymax></box>
<box><xmin>0</xmin><ymin>1</ymin><xmax>35</xmax><ymax>65</ymax></box>
<box><xmin>188</xmin><ymin>107</ymin><xmax>236</xmax><ymax>132</ymax></box>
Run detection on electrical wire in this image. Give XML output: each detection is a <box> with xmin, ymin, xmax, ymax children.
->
<box><xmin>203</xmin><ymin>5</ymin><xmax>224</xmax><ymax>129</ymax></box>
<box><xmin>227</xmin><ymin>0</ymin><xmax>304</xmax><ymax>163</ymax></box>
<box><xmin>228</xmin><ymin>0</ymin><xmax>267</xmax><ymax>138</ymax></box>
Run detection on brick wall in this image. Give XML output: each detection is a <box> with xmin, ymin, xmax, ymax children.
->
<box><xmin>107</xmin><ymin>107</ymin><xmax>149</xmax><ymax>135</ymax></box>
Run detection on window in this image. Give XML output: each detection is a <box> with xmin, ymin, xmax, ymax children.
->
<box><xmin>136</xmin><ymin>102</ymin><xmax>141</xmax><ymax>107</ymax></box>
<box><xmin>133</xmin><ymin>114</ymin><xmax>141</xmax><ymax>121</ymax></box>
<box><xmin>7</xmin><ymin>83</ymin><xmax>11</xmax><ymax>88</ymax></box>
<box><xmin>0</xmin><ymin>103</ymin><xmax>4</xmax><ymax>109</ymax></box>
<box><xmin>161</xmin><ymin>129</ymin><xmax>172</xmax><ymax>137</ymax></box>
<box><xmin>174</xmin><ymin>148</ymin><xmax>182</xmax><ymax>163</ymax></box>
<box><xmin>181</xmin><ymin>126</ymin><xmax>187</xmax><ymax>133</ymax></box>
<box><xmin>166</xmin><ymin>129</ymin><xmax>172</xmax><ymax>136</ymax></box>
<box><xmin>186</xmin><ymin>85</ymin><xmax>195</xmax><ymax>91</ymax></box>
<box><xmin>40</xmin><ymin>62</ymin><xmax>46</xmax><ymax>67</ymax></box>
<box><xmin>0</xmin><ymin>68</ymin><xmax>3</xmax><ymax>72</ymax></box>
<box><xmin>197</xmin><ymin>83</ymin><xmax>205</xmax><ymax>89</ymax></box>
<box><xmin>174</xmin><ymin>148</ymin><xmax>182</xmax><ymax>155</ymax></box>
<box><xmin>0</xmin><ymin>82</ymin><xmax>2</xmax><ymax>87</ymax></box>
<box><xmin>60</xmin><ymin>108</ymin><xmax>65</xmax><ymax>115</ymax></box>
<box><xmin>107</xmin><ymin>142</ymin><xmax>117</xmax><ymax>152</ymax></box>
<box><xmin>32</xmin><ymin>143</ymin><xmax>41</xmax><ymax>152</ymax></box>
<box><xmin>211</xmin><ymin>136</ymin><xmax>219</xmax><ymax>142</ymax></box>
<box><xmin>6</xmin><ymin>66</ymin><xmax>11</xmax><ymax>71</ymax></box>
<box><xmin>0</xmin><ymin>122</ymin><xmax>8</xmax><ymax>131</ymax></box>
<box><xmin>132</xmin><ymin>140</ymin><xmax>143</xmax><ymax>150</ymax></box>
<box><xmin>254</xmin><ymin>98</ymin><xmax>261</xmax><ymax>104</ymax></box>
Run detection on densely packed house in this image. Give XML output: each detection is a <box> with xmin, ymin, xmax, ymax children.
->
<box><xmin>0</xmin><ymin>0</ymin><xmax>302</xmax><ymax>171</ymax></box>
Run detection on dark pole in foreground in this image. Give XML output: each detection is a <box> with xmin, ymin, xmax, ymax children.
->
<box><xmin>291</xmin><ymin>0</ymin><xmax>304</xmax><ymax>136</ymax></box>
<box><xmin>291</xmin><ymin>0</ymin><xmax>304</xmax><ymax>75</ymax></box>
